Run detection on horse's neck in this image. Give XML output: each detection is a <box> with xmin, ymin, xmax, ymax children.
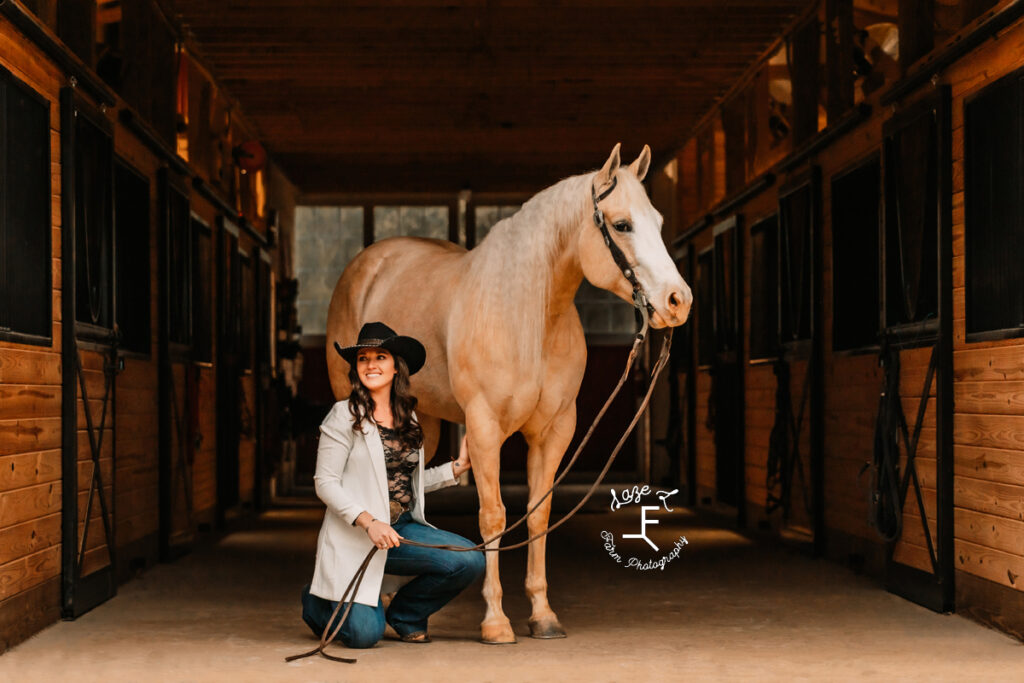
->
<box><xmin>475</xmin><ymin>173</ymin><xmax>589</xmax><ymax>317</ymax></box>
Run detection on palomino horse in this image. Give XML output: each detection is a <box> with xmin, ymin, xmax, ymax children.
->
<box><xmin>325</xmin><ymin>144</ymin><xmax>692</xmax><ymax>643</ymax></box>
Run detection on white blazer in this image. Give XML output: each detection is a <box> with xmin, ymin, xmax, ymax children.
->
<box><xmin>309</xmin><ymin>399</ymin><xmax>459</xmax><ymax>606</ymax></box>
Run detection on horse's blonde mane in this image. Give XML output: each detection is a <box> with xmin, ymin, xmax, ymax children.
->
<box><xmin>460</xmin><ymin>172</ymin><xmax>593</xmax><ymax>367</ymax></box>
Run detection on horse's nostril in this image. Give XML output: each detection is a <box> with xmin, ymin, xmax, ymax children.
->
<box><xmin>669</xmin><ymin>291</ymin><xmax>681</xmax><ymax>308</ymax></box>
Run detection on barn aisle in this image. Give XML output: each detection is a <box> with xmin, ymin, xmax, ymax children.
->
<box><xmin>1</xmin><ymin>502</ymin><xmax>1021</xmax><ymax>682</ymax></box>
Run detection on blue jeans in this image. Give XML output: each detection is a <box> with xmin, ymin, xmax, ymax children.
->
<box><xmin>301</xmin><ymin>511</ymin><xmax>485</xmax><ymax>648</ymax></box>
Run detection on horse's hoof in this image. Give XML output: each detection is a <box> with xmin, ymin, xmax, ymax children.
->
<box><xmin>528</xmin><ymin>617</ymin><xmax>567</xmax><ymax>639</ymax></box>
<box><xmin>480</xmin><ymin>621</ymin><xmax>517</xmax><ymax>644</ymax></box>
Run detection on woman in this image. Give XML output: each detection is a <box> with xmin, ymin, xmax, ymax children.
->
<box><xmin>301</xmin><ymin>321</ymin><xmax>484</xmax><ymax>648</ymax></box>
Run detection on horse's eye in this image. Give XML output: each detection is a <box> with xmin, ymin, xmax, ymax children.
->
<box><xmin>613</xmin><ymin>220</ymin><xmax>632</xmax><ymax>233</ymax></box>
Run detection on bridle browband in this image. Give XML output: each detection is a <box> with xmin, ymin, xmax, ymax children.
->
<box><xmin>590</xmin><ymin>174</ymin><xmax>656</xmax><ymax>338</ymax></box>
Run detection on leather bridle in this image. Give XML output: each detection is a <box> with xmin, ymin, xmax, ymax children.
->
<box><xmin>590</xmin><ymin>174</ymin><xmax>656</xmax><ymax>337</ymax></box>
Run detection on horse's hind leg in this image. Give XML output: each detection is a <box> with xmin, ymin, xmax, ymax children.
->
<box><xmin>467</xmin><ymin>408</ymin><xmax>516</xmax><ymax>644</ymax></box>
<box><xmin>523</xmin><ymin>406</ymin><xmax>574</xmax><ymax>639</ymax></box>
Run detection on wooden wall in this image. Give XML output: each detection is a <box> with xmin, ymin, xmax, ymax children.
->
<box><xmin>0</xmin><ymin>6</ymin><xmax>296</xmax><ymax>651</ymax></box>
<box><xmin>669</xmin><ymin>0</ymin><xmax>1024</xmax><ymax>641</ymax></box>
<box><xmin>0</xmin><ymin>21</ymin><xmax>67</xmax><ymax>652</ymax></box>
<box><xmin>944</xmin><ymin>19</ymin><xmax>1024</xmax><ymax>637</ymax></box>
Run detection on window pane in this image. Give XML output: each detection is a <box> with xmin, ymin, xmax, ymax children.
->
<box><xmin>294</xmin><ymin>206</ymin><xmax>363</xmax><ymax>336</ymax></box>
<box><xmin>884</xmin><ymin>110</ymin><xmax>938</xmax><ymax>329</ymax></box>
<box><xmin>965</xmin><ymin>73</ymin><xmax>1024</xmax><ymax>336</ymax></box>
<box><xmin>166</xmin><ymin>184</ymin><xmax>191</xmax><ymax>345</ymax></box>
<box><xmin>192</xmin><ymin>221</ymin><xmax>212</xmax><ymax>362</ymax></box>
<box><xmin>749</xmin><ymin>216</ymin><xmax>779</xmax><ymax>360</ymax></box>
<box><xmin>74</xmin><ymin>112</ymin><xmax>114</xmax><ymax>329</ymax></box>
<box><xmin>114</xmin><ymin>162</ymin><xmax>151</xmax><ymax>354</ymax></box>
<box><xmin>474</xmin><ymin>205</ymin><xmax>519</xmax><ymax>244</ymax></box>
<box><xmin>714</xmin><ymin>225</ymin><xmax>738</xmax><ymax>353</ymax></box>
<box><xmin>373</xmin><ymin>206</ymin><xmax>448</xmax><ymax>241</ymax></box>
<box><xmin>2</xmin><ymin>77</ymin><xmax>51</xmax><ymax>340</ymax></box>
<box><xmin>696</xmin><ymin>249</ymin><xmax>715</xmax><ymax>366</ymax></box>
<box><xmin>779</xmin><ymin>183</ymin><xmax>814</xmax><ymax>343</ymax></box>
<box><xmin>832</xmin><ymin>159</ymin><xmax>880</xmax><ymax>350</ymax></box>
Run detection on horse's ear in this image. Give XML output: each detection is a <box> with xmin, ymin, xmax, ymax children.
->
<box><xmin>629</xmin><ymin>144</ymin><xmax>651</xmax><ymax>182</ymax></box>
<box><xmin>596</xmin><ymin>143</ymin><xmax>622</xmax><ymax>187</ymax></box>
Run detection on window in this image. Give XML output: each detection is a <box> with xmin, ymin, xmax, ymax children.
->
<box><xmin>832</xmin><ymin>157</ymin><xmax>881</xmax><ymax>351</ymax></box>
<box><xmin>696</xmin><ymin>247</ymin><xmax>715</xmax><ymax>367</ymax></box>
<box><xmin>474</xmin><ymin>205</ymin><xmax>519</xmax><ymax>245</ymax></box>
<box><xmin>749</xmin><ymin>215</ymin><xmax>779</xmax><ymax>361</ymax></box>
<box><xmin>220</xmin><ymin>223</ymin><xmax>241</xmax><ymax>357</ymax></box>
<box><xmin>373</xmin><ymin>206</ymin><xmax>448</xmax><ymax>241</ymax></box>
<box><xmin>965</xmin><ymin>72</ymin><xmax>1024</xmax><ymax>340</ymax></box>
<box><xmin>70</xmin><ymin>97</ymin><xmax>114</xmax><ymax>332</ymax></box>
<box><xmin>163</xmin><ymin>174</ymin><xmax>192</xmax><ymax>346</ymax></box>
<box><xmin>713</xmin><ymin>218</ymin><xmax>740</xmax><ymax>356</ymax></box>
<box><xmin>240</xmin><ymin>252</ymin><xmax>254</xmax><ymax>371</ymax></box>
<box><xmin>192</xmin><ymin>218</ymin><xmax>213</xmax><ymax>362</ymax></box>
<box><xmin>257</xmin><ymin>255</ymin><xmax>273</xmax><ymax>371</ymax></box>
<box><xmin>0</xmin><ymin>67</ymin><xmax>51</xmax><ymax>344</ymax></box>
<box><xmin>114</xmin><ymin>160</ymin><xmax>151</xmax><ymax>354</ymax></box>
<box><xmin>883</xmin><ymin>92</ymin><xmax>948</xmax><ymax>337</ymax></box>
<box><xmin>575</xmin><ymin>280</ymin><xmax>637</xmax><ymax>337</ymax></box>
<box><xmin>779</xmin><ymin>174</ymin><xmax>818</xmax><ymax>345</ymax></box>
<box><xmin>293</xmin><ymin>206</ymin><xmax>364</xmax><ymax>337</ymax></box>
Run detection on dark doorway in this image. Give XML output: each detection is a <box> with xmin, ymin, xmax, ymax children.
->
<box><xmin>216</xmin><ymin>218</ymin><xmax>242</xmax><ymax>521</ymax></box>
<box><xmin>711</xmin><ymin>218</ymin><xmax>744</xmax><ymax>513</ymax></box>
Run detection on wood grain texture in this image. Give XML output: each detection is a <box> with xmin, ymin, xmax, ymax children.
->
<box><xmin>957</xmin><ymin>538</ymin><xmax>1024</xmax><ymax>592</ymax></box>
<box><xmin>955</xmin><ymin>445</ymin><xmax>1024</xmax><ymax>487</ymax></box>
<box><xmin>955</xmin><ymin>414</ymin><xmax>1024</xmax><ymax>451</ymax></box>
<box><xmin>0</xmin><ymin>513</ymin><xmax>60</xmax><ymax>566</ymax></box>
<box><xmin>0</xmin><ymin>450</ymin><xmax>61</xmax><ymax>492</ymax></box>
<box><xmin>955</xmin><ymin>475</ymin><xmax>1024</xmax><ymax>521</ymax></box>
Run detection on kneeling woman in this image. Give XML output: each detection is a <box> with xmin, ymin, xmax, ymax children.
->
<box><xmin>302</xmin><ymin>322</ymin><xmax>484</xmax><ymax>647</ymax></box>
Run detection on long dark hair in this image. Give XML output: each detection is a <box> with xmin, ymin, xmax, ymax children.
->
<box><xmin>348</xmin><ymin>352</ymin><xmax>423</xmax><ymax>451</ymax></box>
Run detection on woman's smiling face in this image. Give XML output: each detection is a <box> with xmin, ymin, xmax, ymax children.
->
<box><xmin>356</xmin><ymin>347</ymin><xmax>396</xmax><ymax>392</ymax></box>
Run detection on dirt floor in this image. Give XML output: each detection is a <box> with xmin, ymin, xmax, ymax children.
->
<box><xmin>2</xmin><ymin>496</ymin><xmax>1023</xmax><ymax>682</ymax></box>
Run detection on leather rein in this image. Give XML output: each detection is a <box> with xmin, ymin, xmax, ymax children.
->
<box><xmin>287</xmin><ymin>175</ymin><xmax>671</xmax><ymax>664</ymax></box>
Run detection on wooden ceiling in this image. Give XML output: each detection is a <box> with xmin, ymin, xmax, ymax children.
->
<box><xmin>166</xmin><ymin>0</ymin><xmax>812</xmax><ymax>194</ymax></box>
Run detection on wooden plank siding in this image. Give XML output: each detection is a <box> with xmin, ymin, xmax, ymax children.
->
<box><xmin>669</xmin><ymin>0</ymin><xmax>1024</xmax><ymax>640</ymax></box>
<box><xmin>0</xmin><ymin>17</ymin><xmax>67</xmax><ymax>651</ymax></box>
<box><xmin>1</xmin><ymin>4</ymin><xmax>296</xmax><ymax>651</ymax></box>
<box><xmin>942</xmin><ymin>2</ymin><xmax>1024</xmax><ymax>615</ymax></box>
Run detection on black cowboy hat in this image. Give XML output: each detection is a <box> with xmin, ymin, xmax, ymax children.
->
<box><xmin>333</xmin><ymin>322</ymin><xmax>426</xmax><ymax>375</ymax></box>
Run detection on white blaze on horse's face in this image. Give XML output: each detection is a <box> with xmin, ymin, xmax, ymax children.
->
<box><xmin>577</xmin><ymin>144</ymin><xmax>693</xmax><ymax>328</ymax></box>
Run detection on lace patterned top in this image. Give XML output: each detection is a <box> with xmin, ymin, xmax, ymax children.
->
<box><xmin>378</xmin><ymin>424</ymin><xmax>419</xmax><ymax>520</ymax></box>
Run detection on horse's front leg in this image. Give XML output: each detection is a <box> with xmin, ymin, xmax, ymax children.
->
<box><xmin>523</xmin><ymin>405</ymin><xmax>575</xmax><ymax>639</ymax></box>
<box><xmin>467</xmin><ymin>406</ymin><xmax>517</xmax><ymax>644</ymax></box>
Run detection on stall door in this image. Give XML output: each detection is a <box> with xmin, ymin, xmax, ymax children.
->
<box><xmin>60</xmin><ymin>89</ymin><xmax>117</xmax><ymax>617</ymax></box>
<box><xmin>876</xmin><ymin>89</ymin><xmax>953</xmax><ymax>612</ymax></box>
<box><xmin>158</xmin><ymin>170</ymin><xmax>196</xmax><ymax>561</ymax></box>
<box><xmin>772</xmin><ymin>172</ymin><xmax>824</xmax><ymax>548</ymax></box>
